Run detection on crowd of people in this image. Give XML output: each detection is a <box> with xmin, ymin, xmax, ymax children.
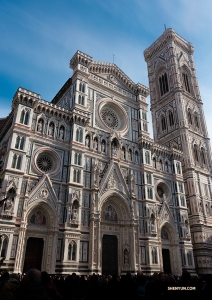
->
<box><xmin>0</xmin><ymin>269</ymin><xmax>211</xmax><ymax>300</ymax></box>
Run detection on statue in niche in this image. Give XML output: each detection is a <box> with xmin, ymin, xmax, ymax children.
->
<box><xmin>72</xmin><ymin>208</ymin><xmax>78</xmax><ymax>223</ymax></box>
<box><xmin>101</xmin><ymin>141</ymin><xmax>106</xmax><ymax>152</ymax></box>
<box><xmin>4</xmin><ymin>198</ymin><xmax>14</xmax><ymax>212</ymax></box>
<box><xmin>93</xmin><ymin>163</ymin><xmax>100</xmax><ymax>186</ymax></box>
<box><xmin>85</xmin><ymin>136</ymin><xmax>90</xmax><ymax>148</ymax></box>
<box><xmin>37</xmin><ymin>120</ymin><xmax>43</xmax><ymax>133</ymax></box>
<box><xmin>151</xmin><ymin>214</ymin><xmax>155</xmax><ymax>231</ymax></box>
<box><xmin>48</xmin><ymin>124</ymin><xmax>54</xmax><ymax>136</ymax></box>
<box><xmin>59</xmin><ymin>127</ymin><xmax>64</xmax><ymax>140</ymax></box>
<box><xmin>124</xmin><ymin>249</ymin><xmax>129</xmax><ymax>264</ymax></box>
<box><xmin>93</xmin><ymin>139</ymin><xmax>98</xmax><ymax>151</ymax></box>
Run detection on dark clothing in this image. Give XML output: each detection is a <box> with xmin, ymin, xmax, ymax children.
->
<box><xmin>15</xmin><ymin>282</ymin><xmax>52</xmax><ymax>300</ymax></box>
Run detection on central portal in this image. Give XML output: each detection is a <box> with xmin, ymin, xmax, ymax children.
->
<box><xmin>102</xmin><ymin>235</ymin><xmax>118</xmax><ymax>276</ymax></box>
<box><xmin>162</xmin><ymin>249</ymin><xmax>171</xmax><ymax>274</ymax></box>
<box><xmin>23</xmin><ymin>237</ymin><xmax>44</xmax><ymax>273</ymax></box>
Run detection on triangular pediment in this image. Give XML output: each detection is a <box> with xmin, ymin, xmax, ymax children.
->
<box><xmin>28</xmin><ymin>175</ymin><xmax>58</xmax><ymax>211</ymax></box>
<box><xmin>89</xmin><ymin>61</ymin><xmax>136</xmax><ymax>93</ymax></box>
<box><xmin>159</xmin><ymin>200</ymin><xmax>176</xmax><ymax>229</ymax></box>
<box><xmin>100</xmin><ymin>161</ymin><xmax>129</xmax><ymax>197</ymax></box>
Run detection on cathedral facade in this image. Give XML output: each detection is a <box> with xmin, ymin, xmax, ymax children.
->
<box><xmin>0</xmin><ymin>29</ymin><xmax>211</xmax><ymax>275</ymax></box>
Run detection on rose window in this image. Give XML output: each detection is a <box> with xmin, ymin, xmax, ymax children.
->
<box><xmin>37</xmin><ymin>154</ymin><xmax>53</xmax><ymax>172</ymax></box>
<box><xmin>101</xmin><ymin>108</ymin><xmax>119</xmax><ymax>129</ymax></box>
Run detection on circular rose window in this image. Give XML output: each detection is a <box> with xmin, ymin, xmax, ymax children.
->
<box><xmin>97</xmin><ymin>99</ymin><xmax>128</xmax><ymax>133</ymax></box>
<box><xmin>37</xmin><ymin>154</ymin><xmax>53</xmax><ymax>172</ymax></box>
<box><xmin>33</xmin><ymin>147</ymin><xmax>61</xmax><ymax>175</ymax></box>
<box><xmin>101</xmin><ymin>108</ymin><xmax>119</xmax><ymax>129</ymax></box>
<box><xmin>155</xmin><ymin>181</ymin><xmax>171</xmax><ymax>202</ymax></box>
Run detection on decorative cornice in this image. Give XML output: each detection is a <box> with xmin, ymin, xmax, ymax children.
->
<box><xmin>144</xmin><ymin>28</ymin><xmax>194</xmax><ymax>62</ymax></box>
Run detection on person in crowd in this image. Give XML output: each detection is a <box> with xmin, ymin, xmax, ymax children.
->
<box><xmin>15</xmin><ymin>268</ymin><xmax>52</xmax><ymax>300</ymax></box>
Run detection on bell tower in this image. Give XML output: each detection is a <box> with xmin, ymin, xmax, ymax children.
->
<box><xmin>144</xmin><ymin>29</ymin><xmax>212</xmax><ymax>274</ymax></box>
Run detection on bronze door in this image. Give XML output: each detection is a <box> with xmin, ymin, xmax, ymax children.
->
<box><xmin>162</xmin><ymin>248</ymin><xmax>171</xmax><ymax>274</ymax></box>
<box><xmin>102</xmin><ymin>235</ymin><xmax>118</xmax><ymax>276</ymax></box>
<box><xmin>23</xmin><ymin>237</ymin><xmax>44</xmax><ymax>273</ymax></box>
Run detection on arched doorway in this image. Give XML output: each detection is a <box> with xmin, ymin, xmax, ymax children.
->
<box><xmin>23</xmin><ymin>209</ymin><xmax>47</xmax><ymax>273</ymax></box>
<box><xmin>14</xmin><ymin>202</ymin><xmax>58</xmax><ymax>274</ymax></box>
<box><xmin>160</xmin><ymin>224</ymin><xmax>181</xmax><ymax>275</ymax></box>
<box><xmin>98</xmin><ymin>194</ymin><xmax>136</xmax><ymax>275</ymax></box>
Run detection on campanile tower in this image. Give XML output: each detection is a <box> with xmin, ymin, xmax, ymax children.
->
<box><xmin>144</xmin><ymin>29</ymin><xmax>212</xmax><ymax>274</ymax></box>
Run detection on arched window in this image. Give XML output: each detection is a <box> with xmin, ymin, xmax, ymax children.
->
<box><xmin>159</xmin><ymin>72</ymin><xmax>169</xmax><ymax>96</ymax></box>
<box><xmin>169</xmin><ymin>111</ymin><xmax>174</xmax><ymax>127</ymax></box>
<box><xmin>20</xmin><ymin>110</ymin><xmax>25</xmax><ymax>124</ymax></box>
<box><xmin>78</xmin><ymin>95</ymin><xmax>81</xmax><ymax>104</ymax></box>
<box><xmin>145</xmin><ymin>152</ymin><xmax>150</xmax><ymax>164</ymax></box>
<box><xmin>146</xmin><ymin>173</ymin><xmax>151</xmax><ymax>184</ymax></box>
<box><xmin>15</xmin><ymin>136</ymin><xmax>20</xmax><ymax>149</ymax></box>
<box><xmin>193</xmin><ymin>145</ymin><xmax>198</xmax><ymax>161</ymax></box>
<box><xmin>77</xmin><ymin>170</ymin><xmax>81</xmax><ymax>183</ymax></box>
<box><xmin>11</xmin><ymin>154</ymin><xmax>17</xmax><ymax>168</ymax></box>
<box><xmin>194</xmin><ymin>114</ymin><xmax>199</xmax><ymax>128</ymax></box>
<box><xmin>78</xmin><ymin>154</ymin><xmax>81</xmax><ymax>165</ymax></box>
<box><xmin>148</xmin><ymin>188</ymin><xmax>153</xmax><ymax>199</ymax></box>
<box><xmin>20</xmin><ymin>137</ymin><xmax>25</xmax><ymax>150</ymax></box>
<box><xmin>68</xmin><ymin>242</ymin><xmax>77</xmax><ymax>261</ymax></box>
<box><xmin>180</xmin><ymin>196</ymin><xmax>185</xmax><ymax>206</ymax></box>
<box><xmin>0</xmin><ymin>235</ymin><xmax>8</xmax><ymax>258</ymax></box>
<box><xmin>135</xmin><ymin>151</ymin><xmax>138</xmax><ymax>163</ymax></box>
<box><xmin>82</xmin><ymin>84</ymin><xmax>85</xmax><ymax>93</ymax></box>
<box><xmin>79</xmin><ymin>129</ymin><xmax>83</xmax><ymax>143</ymax></box>
<box><xmin>152</xmin><ymin>248</ymin><xmax>158</xmax><ymax>264</ymax></box>
<box><xmin>74</xmin><ymin>153</ymin><xmax>78</xmax><ymax>164</ymax></box>
<box><xmin>73</xmin><ymin>170</ymin><xmax>77</xmax><ymax>182</ymax></box>
<box><xmin>161</xmin><ymin>116</ymin><xmax>166</xmax><ymax>131</ymax></box>
<box><xmin>24</xmin><ymin>111</ymin><xmax>29</xmax><ymax>125</ymax></box>
<box><xmin>187</xmin><ymin>109</ymin><xmax>192</xmax><ymax>125</ymax></box>
<box><xmin>182</xmin><ymin>72</ymin><xmax>190</xmax><ymax>93</ymax></box>
<box><xmin>176</xmin><ymin>162</ymin><xmax>181</xmax><ymax>174</ymax></box>
<box><xmin>81</xmin><ymin>96</ymin><xmax>85</xmax><ymax>106</ymax></box>
<box><xmin>79</xmin><ymin>82</ymin><xmax>82</xmax><ymax>92</ymax></box>
<box><xmin>16</xmin><ymin>156</ymin><xmax>21</xmax><ymax>169</ymax></box>
<box><xmin>76</xmin><ymin>129</ymin><xmax>79</xmax><ymax>141</ymax></box>
<box><xmin>200</xmin><ymin>148</ymin><xmax>206</xmax><ymax>164</ymax></box>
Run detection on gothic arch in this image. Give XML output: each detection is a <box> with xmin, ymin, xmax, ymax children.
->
<box><xmin>100</xmin><ymin>191</ymin><xmax>131</xmax><ymax>220</ymax></box>
<box><xmin>25</xmin><ymin>201</ymin><xmax>57</xmax><ymax>227</ymax></box>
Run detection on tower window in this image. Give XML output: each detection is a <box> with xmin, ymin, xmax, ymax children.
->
<box><xmin>159</xmin><ymin>73</ymin><xmax>169</xmax><ymax>96</ymax></box>
<box><xmin>161</xmin><ymin>116</ymin><xmax>166</xmax><ymax>131</ymax></box>
<box><xmin>182</xmin><ymin>73</ymin><xmax>190</xmax><ymax>93</ymax></box>
<box><xmin>193</xmin><ymin>145</ymin><xmax>198</xmax><ymax>162</ymax></box>
<box><xmin>168</xmin><ymin>111</ymin><xmax>174</xmax><ymax>127</ymax></box>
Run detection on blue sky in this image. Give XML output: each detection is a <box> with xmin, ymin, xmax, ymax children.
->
<box><xmin>1</xmin><ymin>0</ymin><xmax>212</xmax><ymax>139</ymax></box>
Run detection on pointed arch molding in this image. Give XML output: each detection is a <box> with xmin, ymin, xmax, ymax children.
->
<box><xmin>99</xmin><ymin>190</ymin><xmax>131</xmax><ymax>221</ymax></box>
<box><xmin>99</xmin><ymin>162</ymin><xmax>130</xmax><ymax>198</ymax></box>
<box><xmin>27</xmin><ymin>175</ymin><xmax>58</xmax><ymax>214</ymax></box>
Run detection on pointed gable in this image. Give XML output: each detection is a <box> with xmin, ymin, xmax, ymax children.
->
<box><xmin>28</xmin><ymin>175</ymin><xmax>58</xmax><ymax>211</ymax></box>
<box><xmin>100</xmin><ymin>161</ymin><xmax>129</xmax><ymax>197</ymax></box>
